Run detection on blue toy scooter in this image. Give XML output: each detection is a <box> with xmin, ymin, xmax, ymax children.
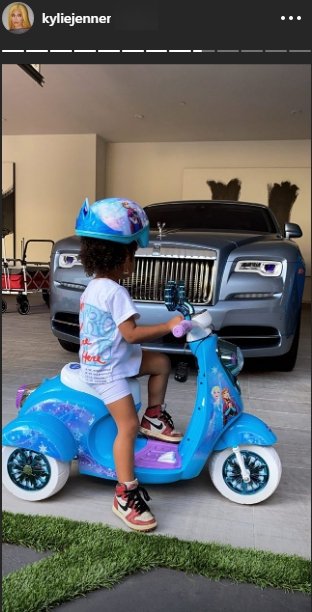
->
<box><xmin>2</xmin><ymin>281</ymin><xmax>282</xmax><ymax>505</ymax></box>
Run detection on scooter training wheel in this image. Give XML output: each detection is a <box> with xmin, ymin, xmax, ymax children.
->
<box><xmin>208</xmin><ymin>445</ymin><xmax>282</xmax><ymax>505</ymax></box>
<box><xmin>2</xmin><ymin>446</ymin><xmax>71</xmax><ymax>501</ymax></box>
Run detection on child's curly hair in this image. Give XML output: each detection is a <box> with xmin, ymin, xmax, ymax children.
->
<box><xmin>79</xmin><ymin>237</ymin><xmax>137</xmax><ymax>277</ymax></box>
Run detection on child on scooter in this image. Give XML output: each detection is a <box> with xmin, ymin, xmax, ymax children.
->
<box><xmin>75</xmin><ymin>197</ymin><xmax>183</xmax><ymax>532</ymax></box>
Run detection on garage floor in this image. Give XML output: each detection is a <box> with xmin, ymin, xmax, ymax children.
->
<box><xmin>2</xmin><ymin>296</ymin><xmax>311</xmax><ymax>559</ymax></box>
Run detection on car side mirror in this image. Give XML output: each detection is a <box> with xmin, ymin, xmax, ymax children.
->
<box><xmin>284</xmin><ymin>223</ymin><xmax>303</xmax><ymax>239</ymax></box>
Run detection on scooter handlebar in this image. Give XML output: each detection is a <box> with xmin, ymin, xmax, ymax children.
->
<box><xmin>172</xmin><ymin>320</ymin><xmax>193</xmax><ymax>338</ymax></box>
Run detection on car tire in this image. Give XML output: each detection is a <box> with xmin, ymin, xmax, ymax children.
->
<box><xmin>246</xmin><ymin>315</ymin><xmax>301</xmax><ymax>373</ymax></box>
<box><xmin>2</xmin><ymin>446</ymin><xmax>71</xmax><ymax>501</ymax></box>
<box><xmin>42</xmin><ymin>290</ymin><xmax>50</xmax><ymax>308</ymax></box>
<box><xmin>58</xmin><ymin>339</ymin><xmax>79</xmax><ymax>353</ymax></box>
<box><xmin>273</xmin><ymin>316</ymin><xmax>301</xmax><ymax>371</ymax></box>
<box><xmin>208</xmin><ymin>445</ymin><xmax>282</xmax><ymax>505</ymax></box>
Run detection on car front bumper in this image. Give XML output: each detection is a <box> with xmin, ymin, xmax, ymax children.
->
<box><xmin>50</xmin><ymin>287</ymin><xmax>298</xmax><ymax>359</ymax></box>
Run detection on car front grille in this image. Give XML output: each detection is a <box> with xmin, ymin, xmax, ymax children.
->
<box><xmin>121</xmin><ymin>254</ymin><xmax>215</xmax><ymax>304</ymax></box>
<box><xmin>54</xmin><ymin>246</ymin><xmax>216</xmax><ymax>305</ymax></box>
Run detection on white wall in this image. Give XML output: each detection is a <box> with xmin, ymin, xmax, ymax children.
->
<box><xmin>96</xmin><ymin>136</ymin><xmax>106</xmax><ymax>200</ymax></box>
<box><xmin>106</xmin><ymin>139</ymin><xmax>311</xmax><ymax>300</ymax></box>
<box><xmin>2</xmin><ymin>135</ymin><xmax>310</xmax><ymax>301</ymax></box>
<box><xmin>106</xmin><ymin>140</ymin><xmax>310</xmax><ymax>201</ymax></box>
<box><xmin>2</xmin><ymin>134</ymin><xmax>100</xmax><ymax>261</ymax></box>
<box><xmin>2</xmin><ymin>161</ymin><xmax>15</xmax><ymax>259</ymax></box>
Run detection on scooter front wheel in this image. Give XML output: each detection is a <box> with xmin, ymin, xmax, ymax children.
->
<box><xmin>208</xmin><ymin>445</ymin><xmax>282</xmax><ymax>505</ymax></box>
<box><xmin>2</xmin><ymin>446</ymin><xmax>71</xmax><ymax>501</ymax></box>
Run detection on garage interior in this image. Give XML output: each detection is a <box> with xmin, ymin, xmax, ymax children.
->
<box><xmin>2</xmin><ymin>63</ymin><xmax>311</xmax><ymax>559</ymax></box>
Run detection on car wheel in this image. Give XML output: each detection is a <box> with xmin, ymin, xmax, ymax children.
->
<box><xmin>273</xmin><ymin>316</ymin><xmax>301</xmax><ymax>371</ymax></box>
<box><xmin>2</xmin><ymin>299</ymin><xmax>7</xmax><ymax>313</ymax></box>
<box><xmin>58</xmin><ymin>339</ymin><xmax>79</xmax><ymax>353</ymax></box>
<box><xmin>42</xmin><ymin>290</ymin><xmax>50</xmax><ymax>307</ymax></box>
<box><xmin>246</xmin><ymin>315</ymin><xmax>301</xmax><ymax>373</ymax></box>
<box><xmin>208</xmin><ymin>445</ymin><xmax>282</xmax><ymax>505</ymax></box>
<box><xmin>2</xmin><ymin>446</ymin><xmax>71</xmax><ymax>501</ymax></box>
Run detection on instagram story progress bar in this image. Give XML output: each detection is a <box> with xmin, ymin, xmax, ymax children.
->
<box><xmin>1</xmin><ymin>0</ymin><xmax>311</xmax><ymax>59</ymax></box>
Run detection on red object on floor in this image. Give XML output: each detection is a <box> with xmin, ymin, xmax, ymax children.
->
<box><xmin>2</xmin><ymin>271</ymin><xmax>25</xmax><ymax>290</ymax></box>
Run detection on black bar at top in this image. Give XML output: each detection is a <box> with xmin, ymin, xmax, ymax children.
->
<box><xmin>1</xmin><ymin>0</ymin><xmax>310</xmax><ymax>61</ymax></box>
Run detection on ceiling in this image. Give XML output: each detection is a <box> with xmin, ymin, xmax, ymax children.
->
<box><xmin>2</xmin><ymin>64</ymin><xmax>311</xmax><ymax>142</ymax></box>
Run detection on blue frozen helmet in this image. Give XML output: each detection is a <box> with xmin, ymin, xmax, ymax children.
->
<box><xmin>75</xmin><ymin>197</ymin><xmax>150</xmax><ymax>247</ymax></box>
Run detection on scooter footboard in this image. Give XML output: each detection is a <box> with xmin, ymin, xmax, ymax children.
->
<box><xmin>213</xmin><ymin>412</ymin><xmax>277</xmax><ymax>451</ymax></box>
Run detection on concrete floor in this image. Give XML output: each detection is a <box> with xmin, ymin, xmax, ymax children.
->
<box><xmin>3</xmin><ymin>545</ymin><xmax>310</xmax><ymax>612</ymax></box>
<box><xmin>2</xmin><ymin>296</ymin><xmax>311</xmax><ymax>559</ymax></box>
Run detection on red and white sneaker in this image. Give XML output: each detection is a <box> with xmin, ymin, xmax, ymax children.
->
<box><xmin>139</xmin><ymin>404</ymin><xmax>183</xmax><ymax>443</ymax></box>
<box><xmin>112</xmin><ymin>481</ymin><xmax>157</xmax><ymax>532</ymax></box>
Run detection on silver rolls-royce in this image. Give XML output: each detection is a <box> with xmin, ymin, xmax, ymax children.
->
<box><xmin>49</xmin><ymin>200</ymin><xmax>305</xmax><ymax>371</ymax></box>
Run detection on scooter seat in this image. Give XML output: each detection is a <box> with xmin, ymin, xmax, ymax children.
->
<box><xmin>60</xmin><ymin>363</ymin><xmax>141</xmax><ymax>407</ymax></box>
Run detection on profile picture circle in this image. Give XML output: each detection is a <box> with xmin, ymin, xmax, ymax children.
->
<box><xmin>2</xmin><ymin>3</ymin><xmax>34</xmax><ymax>33</ymax></box>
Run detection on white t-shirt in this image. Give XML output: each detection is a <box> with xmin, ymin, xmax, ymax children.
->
<box><xmin>79</xmin><ymin>278</ymin><xmax>142</xmax><ymax>384</ymax></box>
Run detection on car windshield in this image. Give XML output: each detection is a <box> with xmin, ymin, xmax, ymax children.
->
<box><xmin>146</xmin><ymin>202</ymin><xmax>278</xmax><ymax>233</ymax></box>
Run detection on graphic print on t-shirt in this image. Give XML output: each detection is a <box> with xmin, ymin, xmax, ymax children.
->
<box><xmin>80</xmin><ymin>302</ymin><xmax>116</xmax><ymax>369</ymax></box>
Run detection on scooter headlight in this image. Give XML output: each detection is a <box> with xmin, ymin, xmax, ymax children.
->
<box><xmin>217</xmin><ymin>339</ymin><xmax>244</xmax><ymax>377</ymax></box>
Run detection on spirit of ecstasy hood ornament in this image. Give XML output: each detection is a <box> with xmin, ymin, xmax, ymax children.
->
<box><xmin>153</xmin><ymin>222</ymin><xmax>166</xmax><ymax>254</ymax></box>
<box><xmin>157</xmin><ymin>222</ymin><xmax>166</xmax><ymax>241</ymax></box>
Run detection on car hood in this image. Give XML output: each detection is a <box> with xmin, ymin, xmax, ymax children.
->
<box><xmin>149</xmin><ymin>229</ymin><xmax>281</xmax><ymax>249</ymax></box>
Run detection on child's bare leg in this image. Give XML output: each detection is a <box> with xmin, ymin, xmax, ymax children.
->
<box><xmin>108</xmin><ymin>393</ymin><xmax>157</xmax><ymax>532</ymax></box>
<box><xmin>138</xmin><ymin>350</ymin><xmax>183</xmax><ymax>442</ymax></box>
<box><xmin>107</xmin><ymin>394</ymin><xmax>139</xmax><ymax>483</ymax></box>
<box><xmin>138</xmin><ymin>350</ymin><xmax>171</xmax><ymax>406</ymax></box>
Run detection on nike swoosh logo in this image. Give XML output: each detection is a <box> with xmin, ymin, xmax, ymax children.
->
<box><xmin>143</xmin><ymin>417</ymin><xmax>164</xmax><ymax>430</ymax></box>
<box><xmin>117</xmin><ymin>499</ymin><xmax>128</xmax><ymax>511</ymax></box>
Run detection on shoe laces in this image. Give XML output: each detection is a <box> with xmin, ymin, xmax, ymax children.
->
<box><xmin>125</xmin><ymin>485</ymin><xmax>151</xmax><ymax>514</ymax></box>
<box><xmin>160</xmin><ymin>409</ymin><xmax>174</xmax><ymax>429</ymax></box>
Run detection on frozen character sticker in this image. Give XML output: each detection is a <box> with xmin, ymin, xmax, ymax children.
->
<box><xmin>122</xmin><ymin>201</ymin><xmax>143</xmax><ymax>234</ymax></box>
<box><xmin>209</xmin><ymin>384</ymin><xmax>223</xmax><ymax>433</ymax></box>
<box><xmin>222</xmin><ymin>387</ymin><xmax>239</xmax><ymax>426</ymax></box>
<box><xmin>211</xmin><ymin>385</ymin><xmax>222</xmax><ymax>408</ymax></box>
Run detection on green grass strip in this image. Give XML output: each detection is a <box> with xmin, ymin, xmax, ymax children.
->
<box><xmin>2</xmin><ymin>510</ymin><xmax>311</xmax><ymax>612</ymax></box>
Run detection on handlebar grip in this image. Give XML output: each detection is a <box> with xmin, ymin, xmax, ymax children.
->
<box><xmin>172</xmin><ymin>320</ymin><xmax>193</xmax><ymax>338</ymax></box>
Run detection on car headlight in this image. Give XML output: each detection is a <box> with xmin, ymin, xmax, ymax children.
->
<box><xmin>59</xmin><ymin>253</ymin><xmax>81</xmax><ymax>268</ymax></box>
<box><xmin>234</xmin><ymin>260</ymin><xmax>283</xmax><ymax>277</ymax></box>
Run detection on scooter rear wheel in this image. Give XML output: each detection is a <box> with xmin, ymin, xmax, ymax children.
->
<box><xmin>2</xmin><ymin>446</ymin><xmax>71</xmax><ymax>501</ymax></box>
<box><xmin>208</xmin><ymin>445</ymin><xmax>282</xmax><ymax>505</ymax></box>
